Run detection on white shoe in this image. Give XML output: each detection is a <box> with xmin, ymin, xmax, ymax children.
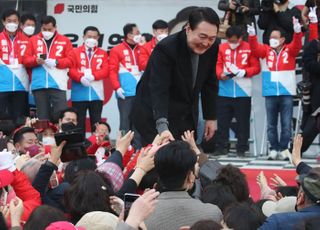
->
<box><xmin>279</xmin><ymin>149</ymin><xmax>291</xmax><ymax>161</ymax></box>
<box><xmin>268</xmin><ymin>150</ymin><xmax>278</xmax><ymax>160</ymax></box>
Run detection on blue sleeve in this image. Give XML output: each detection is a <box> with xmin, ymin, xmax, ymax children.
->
<box><xmin>258</xmin><ymin>215</ymin><xmax>279</xmax><ymax>230</ymax></box>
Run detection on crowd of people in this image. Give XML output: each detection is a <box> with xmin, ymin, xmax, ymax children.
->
<box><xmin>0</xmin><ymin>0</ymin><xmax>320</xmax><ymax>229</ymax></box>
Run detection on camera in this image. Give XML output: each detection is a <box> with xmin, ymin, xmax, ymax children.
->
<box><xmin>233</xmin><ymin>0</ymin><xmax>243</xmax><ymax>13</ymax></box>
<box><xmin>297</xmin><ymin>80</ymin><xmax>312</xmax><ymax>113</ymax></box>
<box><xmin>54</xmin><ymin>123</ymin><xmax>88</xmax><ymax>162</ymax></box>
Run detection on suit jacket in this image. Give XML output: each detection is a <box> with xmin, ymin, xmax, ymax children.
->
<box><xmin>131</xmin><ymin>30</ymin><xmax>219</xmax><ymax>144</ymax></box>
<box><xmin>145</xmin><ymin>191</ymin><xmax>222</xmax><ymax>230</ymax></box>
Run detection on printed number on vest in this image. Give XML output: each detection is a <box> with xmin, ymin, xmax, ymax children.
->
<box><xmin>282</xmin><ymin>52</ymin><xmax>289</xmax><ymax>64</ymax></box>
<box><xmin>20</xmin><ymin>44</ymin><xmax>27</xmax><ymax>56</ymax></box>
<box><xmin>241</xmin><ymin>53</ymin><xmax>248</xmax><ymax>65</ymax></box>
<box><xmin>56</xmin><ymin>46</ymin><xmax>63</xmax><ymax>57</ymax></box>
<box><xmin>96</xmin><ymin>58</ymin><xmax>102</xmax><ymax>69</ymax></box>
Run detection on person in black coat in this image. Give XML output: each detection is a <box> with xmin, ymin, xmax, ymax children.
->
<box><xmin>131</xmin><ymin>7</ymin><xmax>220</xmax><ymax>146</ymax></box>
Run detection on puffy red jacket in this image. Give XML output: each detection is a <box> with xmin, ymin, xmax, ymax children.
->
<box><xmin>139</xmin><ymin>37</ymin><xmax>156</xmax><ymax>71</ymax></box>
<box><xmin>10</xmin><ymin>170</ymin><xmax>41</xmax><ymax>222</ymax></box>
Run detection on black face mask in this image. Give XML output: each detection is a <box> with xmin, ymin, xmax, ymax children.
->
<box><xmin>61</xmin><ymin>122</ymin><xmax>78</xmax><ymax>132</ymax></box>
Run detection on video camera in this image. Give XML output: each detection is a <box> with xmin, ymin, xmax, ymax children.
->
<box><xmin>261</xmin><ymin>0</ymin><xmax>287</xmax><ymax>12</ymax></box>
<box><xmin>297</xmin><ymin>80</ymin><xmax>312</xmax><ymax>113</ymax></box>
<box><xmin>54</xmin><ymin>123</ymin><xmax>88</xmax><ymax>162</ymax></box>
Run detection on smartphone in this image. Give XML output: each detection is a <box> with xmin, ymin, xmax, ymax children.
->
<box><xmin>54</xmin><ymin>132</ymin><xmax>84</xmax><ymax>146</ymax></box>
<box><xmin>226</xmin><ymin>73</ymin><xmax>236</xmax><ymax>78</ymax></box>
<box><xmin>124</xmin><ymin>193</ymin><xmax>140</xmax><ymax>220</ymax></box>
<box><xmin>32</xmin><ymin>119</ymin><xmax>50</xmax><ymax>129</ymax></box>
<box><xmin>39</xmin><ymin>53</ymin><xmax>47</xmax><ymax>59</ymax></box>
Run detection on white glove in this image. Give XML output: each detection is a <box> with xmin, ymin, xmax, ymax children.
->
<box><xmin>84</xmin><ymin>74</ymin><xmax>95</xmax><ymax>82</ymax></box>
<box><xmin>229</xmin><ymin>64</ymin><xmax>239</xmax><ymax>75</ymax></box>
<box><xmin>0</xmin><ymin>150</ymin><xmax>16</xmax><ymax>172</ymax></box>
<box><xmin>116</xmin><ymin>87</ymin><xmax>125</xmax><ymax>99</ymax></box>
<box><xmin>235</xmin><ymin>69</ymin><xmax>246</xmax><ymax>78</ymax></box>
<box><xmin>247</xmin><ymin>23</ymin><xmax>256</xmax><ymax>36</ymax></box>
<box><xmin>293</xmin><ymin>17</ymin><xmax>302</xmax><ymax>33</ymax></box>
<box><xmin>80</xmin><ymin>76</ymin><xmax>91</xmax><ymax>87</ymax></box>
<box><xmin>309</xmin><ymin>7</ymin><xmax>318</xmax><ymax>23</ymax></box>
<box><xmin>44</xmin><ymin>58</ymin><xmax>57</xmax><ymax>68</ymax></box>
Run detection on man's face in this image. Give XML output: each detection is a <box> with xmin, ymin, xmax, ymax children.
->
<box><xmin>270</xmin><ymin>31</ymin><xmax>285</xmax><ymax>47</ymax></box>
<box><xmin>95</xmin><ymin>124</ymin><xmax>110</xmax><ymax>138</ymax></box>
<box><xmin>83</xmin><ymin>30</ymin><xmax>99</xmax><ymax>41</ymax></box>
<box><xmin>228</xmin><ymin>35</ymin><xmax>242</xmax><ymax>45</ymax></box>
<box><xmin>153</xmin><ymin>28</ymin><xmax>168</xmax><ymax>37</ymax></box>
<box><xmin>43</xmin><ymin>128</ymin><xmax>55</xmax><ymax>138</ymax></box>
<box><xmin>60</xmin><ymin>112</ymin><xmax>78</xmax><ymax>126</ymax></box>
<box><xmin>15</xmin><ymin>132</ymin><xmax>39</xmax><ymax>153</ymax></box>
<box><xmin>186</xmin><ymin>21</ymin><xmax>217</xmax><ymax>55</ymax></box>
<box><xmin>41</xmin><ymin>22</ymin><xmax>56</xmax><ymax>33</ymax></box>
<box><xmin>126</xmin><ymin>26</ymin><xmax>140</xmax><ymax>43</ymax></box>
<box><xmin>21</xmin><ymin>19</ymin><xmax>36</xmax><ymax>29</ymax></box>
<box><xmin>2</xmin><ymin>14</ymin><xmax>19</xmax><ymax>26</ymax></box>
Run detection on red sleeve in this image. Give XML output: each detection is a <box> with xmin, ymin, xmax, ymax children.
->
<box><xmin>244</xmin><ymin>54</ymin><xmax>261</xmax><ymax>78</ymax></box>
<box><xmin>309</xmin><ymin>22</ymin><xmax>318</xmax><ymax>42</ymax></box>
<box><xmin>92</xmin><ymin>51</ymin><xmax>109</xmax><ymax>80</ymax></box>
<box><xmin>248</xmin><ymin>35</ymin><xmax>268</xmax><ymax>59</ymax></box>
<box><xmin>216</xmin><ymin>46</ymin><xmax>224</xmax><ymax>80</ymax></box>
<box><xmin>287</xmin><ymin>32</ymin><xmax>303</xmax><ymax>57</ymax></box>
<box><xmin>108</xmin><ymin>48</ymin><xmax>121</xmax><ymax>90</ymax></box>
<box><xmin>56</xmin><ymin>38</ymin><xmax>73</xmax><ymax>69</ymax></box>
<box><xmin>138</xmin><ymin>45</ymin><xmax>149</xmax><ymax>71</ymax></box>
<box><xmin>68</xmin><ymin>50</ymin><xmax>83</xmax><ymax>82</ymax></box>
<box><xmin>122</xmin><ymin>147</ymin><xmax>135</xmax><ymax>168</ymax></box>
<box><xmin>124</xmin><ymin>150</ymin><xmax>141</xmax><ymax>179</ymax></box>
<box><xmin>23</xmin><ymin>38</ymin><xmax>38</xmax><ymax>68</ymax></box>
<box><xmin>10</xmin><ymin>170</ymin><xmax>41</xmax><ymax>222</ymax></box>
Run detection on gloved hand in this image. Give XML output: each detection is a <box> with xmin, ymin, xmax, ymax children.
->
<box><xmin>44</xmin><ymin>58</ymin><xmax>57</xmax><ymax>68</ymax></box>
<box><xmin>293</xmin><ymin>17</ymin><xmax>302</xmax><ymax>33</ymax></box>
<box><xmin>80</xmin><ymin>76</ymin><xmax>91</xmax><ymax>87</ymax></box>
<box><xmin>116</xmin><ymin>87</ymin><xmax>125</xmax><ymax>99</ymax></box>
<box><xmin>229</xmin><ymin>64</ymin><xmax>239</xmax><ymax>75</ymax></box>
<box><xmin>84</xmin><ymin>74</ymin><xmax>95</xmax><ymax>82</ymax></box>
<box><xmin>235</xmin><ymin>69</ymin><xmax>246</xmax><ymax>78</ymax></box>
<box><xmin>247</xmin><ymin>23</ymin><xmax>256</xmax><ymax>36</ymax></box>
<box><xmin>309</xmin><ymin>7</ymin><xmax>318</xmax><ymax>23</ymax></box>
<box><xmin>0</xmin><ymin>149</ymin><xmax>16</xmax><ymax>172</ymax></box>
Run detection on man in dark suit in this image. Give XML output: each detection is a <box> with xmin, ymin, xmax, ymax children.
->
<box><xmin>131</xmin><ymin>7</ymin><xmax>220</xmax><ymax>145</ymax></box>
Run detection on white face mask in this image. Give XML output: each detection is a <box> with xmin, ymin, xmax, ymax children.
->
<box><xmin>85</xmin><ymin>38</ymin><xmax>98</xmax><ymax>48</ymax></box>
<box><xmin>156</xmin><ymin>33</ymin><xmax>168</xmax><ymax>42</ymax></box>
<box><xmin>133</xmin><ymin>34</ymin><xmax>142</xmax><ymax>44</ymax></box>
<box><xmin>5</xmin><ymin>23</ymin><xmax>18</xmax><ymax>33</ymax></box>
<box><xmin>23</xmin><ymin>26</ymin><xmax>35</xmax><ymax>36</ymax></box>
<box><xmin>229</xmin><ymin>42</ymin><xmax>240</xmax><ymax>50</ymax></box>
<box><xmin>42</xmin><ymin>136</ymin><xmax>56</xmax><ymax>146</ymax></box>
<box><xmin>42</xmin><ymin>31</ymin><xmax>54</xmax><ymax>40</ymax></box>
<box><xmin>269</xmin><ymin>38</ymin><xmax>280</xmax><ymax>48</ymax></box>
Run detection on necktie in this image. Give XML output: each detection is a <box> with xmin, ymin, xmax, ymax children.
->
<box><xmin>88</xmin><ymin>48</ymin><xmax>92</xmax><ymax>60</ymax></box>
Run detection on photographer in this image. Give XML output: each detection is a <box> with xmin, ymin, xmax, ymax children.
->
<box><xmin>258</xmin><ymin>0</ymin><xmax>302</xmax><ymax>44</ymax></box>
<box><xmin>300</xmin><ymin>32</ymin><xmax>320</xmax><ymax>154</ymax></box>
<box><xmin>218</xmin><ymin>0</ymin><xmax>260</xmax><ymax>39</ymax></box>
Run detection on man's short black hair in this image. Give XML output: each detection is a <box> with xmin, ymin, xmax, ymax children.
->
<box><xmin>13</xmin><ymin>127</ymin><xmax>35</xmax><ymax>145</ymax></box>
<box><xmin>2</xmin><ymin>9</ymin><xmax>20</xmax><ymax>21</ymax></box>
<box><xmin>152</xmin><ymin>20</ymin><xmax>168</xmax><ymax>30</ymax></box>
<box><xmin>40</xmin><ymin>15</ymin><xmax>56</xmax><ymax>27</ymax></box>
<box><xmin>58</xmin><ymin>107</ymin><xmax>78</xmax><ymax>120</ymax></box>
<box><xmin>20</xmin><ymin>13</ymin><xmax>36</xmax><ymax>25</ymax></box>
<box><xmin>226</xmin><ymin>25</ymin><xmax>244</xmax><ymax>39</ymax></box>
<box><xmin>271</xmin><ymin>27</ymin><xmax>287</xmax><ymax>38</ymax></box>
<box><xmin>155</xmin><ymin>141</ymin><xmax>197</xmax><ymax>191</ymax></box>
<box><xmin>188</xmin><ymin>7</ymin><xmax>220</xmax><ymax>30</ymax></box>
<box><xmin>83</xmin><ymin>26</ymin><xmax>100</xmax><ymax>36</ymax></box>
<box><xmin>123</xmin><ymin>23</ymin><xmax>137</xmax><ymax>37</ymax></box>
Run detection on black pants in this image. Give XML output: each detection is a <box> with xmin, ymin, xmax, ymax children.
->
<box><xmin>216</xmin><ymin>96</ymin><xmax>251</xmax><ymax>153</ymax></box>
<box><xmin>0</xmin><ymin>91</ymin><xmax>29</xmax><ymax>122</ymax></box>
<box><xmin>33</xmin><ymin>89</ymin><xmax>67</xmax><ymax>122</ymax></box>
<box><xmin>72</xmin><ymin>100</ymin><xmax>103</xmax><ymax>133</ymax></box>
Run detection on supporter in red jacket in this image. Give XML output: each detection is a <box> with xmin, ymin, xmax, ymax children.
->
<box><xmin>23</xmin><ymin>16</ymin><xmax>73</xmax><ymax>122</ymax></box>
<box><xmin>109</xmin><ymin>23</ymin><xmax>143</xmax><ymax>134</ymax></box>
<box><xmin>247</xmin><ymin>17</ymin><xmax>303</xmax><ymax>160</ymax></box>
<box><xmin>68</xmin><ymin>26</ymin><xmax>109</xmax><ymax>133</ymax></box>
<box><xmin>139</xmin><ymin>20</ymin><xmax>168</xmax><ymax>71</ymax></box>
<box><xmin>214</xmin><ymin>25</ymin><xmax>260</xmax><ymax>157</ymax></box>
<box><xmin>0</xmin><ymin>9</ymin><xmax>30</xmax><ymax>123</ymax></box>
